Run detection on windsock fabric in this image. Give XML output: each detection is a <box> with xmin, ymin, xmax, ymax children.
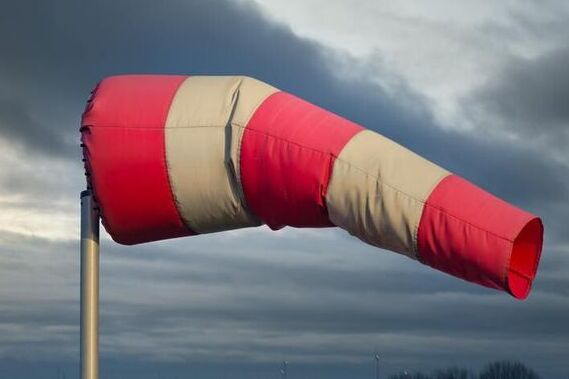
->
<box><xmin>81</xmin><ymin>75</ymin><xmax>544</xmax><ymax>299</ymax></box>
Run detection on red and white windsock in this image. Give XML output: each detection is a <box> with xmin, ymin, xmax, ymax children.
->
<box><xmin>81</xmin><ymin>75</ymin><xmax>544</xmax><ymax>299</ymax></box>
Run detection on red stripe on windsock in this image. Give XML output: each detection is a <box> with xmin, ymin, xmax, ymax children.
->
<box><xmin>416</xmin><ymin>174</ymin><xmax>543</xmax><ymax>299</ymax></box>
<box><xmin>81</xmin><ymin>75</ymin><xmax>193</xmax><ymax>244</ymax></box>
<box><xmin>240</xmin><ymin>92</ymin><xmax>363</xmax><ymax>230</ymax></box>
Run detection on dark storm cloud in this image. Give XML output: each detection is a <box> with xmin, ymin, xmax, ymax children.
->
<box><xmin>0</xmin><ymin>98</ymin><xmax>75</xmax><ymax>158</ymax></box>
<box><xmin>0</xmin><ymin>0</ymin><xmax>409</xmax><ymax>159</ymax></box>
<box><xmin>0</xmin><ymin>0</ymin><xmax>568</xmax><ymax>378</ymax></box>
<box><xmin>463</xmin><ymin>46</ymin><xmax>569</xmax><ymax>151</ymax></box>
<box><xmin>0</xmin><ymin>0</ymin><xmax>566</xmax><ymax>214</ymax></box>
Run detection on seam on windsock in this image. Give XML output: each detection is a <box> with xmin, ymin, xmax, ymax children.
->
<box><xmin>322</xmin><ymin>129</ymin><xmax>367</xmax><ymax>228</ymax></box>
<box><xmin>503</xmin><ymin>256</ymin><xmax>511</xmax><ymax>288</ymax></box>
<box><xmin>235</xmin><ymin>124</ymin><xmax>264</xmax><ymax>226</ymax></box>
<box><xmin>236</xmin><ymin>124</ymin><xmax>344</xmax><ymax>157</ymax></box>
<box><xmin>502</xmin><ymin>239</ymin><xmax>514</xmax><ymax>289</ymax></box>
<box><xmin>223</xmin><ymin>78</ymin><xmax>255</xmax><ymax>223</ymax></box>
<box><xmin>421</xmin><ymin>202</ymin><xmax>517</xmax><ymax>244</ymax></box>
<box><xmin>80</xmin><ymin>125</ymin><xmax>102</xmax><ymax>217</ymax></box>
<box><xmin>81</xmin><ymin>124</ymin><xmax>226</xmax><ymax>129</ymax></box>
<box><xmin>502</xmin><ymin>217</ymin><xmax>542</xmax><ymax>288</ymax></box>
<box><xmin>412</xmin><ymin>172</ymin><xmax>452</xmax><ymax>258</ymax></box>
<box><xmin>162</xmin><ymin>76</ymin><xmax>197</xmax><ymax>234</ymax></box>
<box><xmin>231</xmin><ymin>86</ymin><xmax>279</xmax><ymax>226</ymax></box>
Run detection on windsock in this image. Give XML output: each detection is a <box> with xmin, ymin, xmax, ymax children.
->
<box><xmin>81</xmin><ymin>75</ymin><xmax>543</xmax><ymax>299</ymax></box>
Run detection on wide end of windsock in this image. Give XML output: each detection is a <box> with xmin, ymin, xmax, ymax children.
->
<box><xmin>80</xmin><ymin>74</ymin><xmax>544</xmax><ymax>299</ymax></box>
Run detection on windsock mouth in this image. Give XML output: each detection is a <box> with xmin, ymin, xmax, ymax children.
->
<box><xmin>507</xmin><ymin>217</ymin><xmax>544</xmax><ymax>300</ymax></box>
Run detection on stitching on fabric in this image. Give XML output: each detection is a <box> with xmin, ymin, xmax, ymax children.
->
<box><xmin>411</xmin><ymin>173</ymin><xmax>451</xmax><ymax>258</ymax></box>
<box><xmin>161</xmin><ymin>77</ymin><xmax>196</xmax><ymax>234</ymax></box>
<box><xmin>235</xmin><ymin>124</ymin><xmax>336</xmax><ymax>156</ymax></box>
<box><xmin>505</xmin><ymin>248</ymin><xmax>512</xmax><ymax>289</ymax></box>
<box><xmin>233</xmin><ymin>90</ymin><xmax>280</xmax><ymax>225</ymax></box>
<box><xmin>88</xmin><ymin>124</ymin><xmax>227</xmax><ymax>129</ymax></box>
<box><xmin>221</xmin><ymin>79</ymin><xmax>246</xmax><ymax>216</ymax></box>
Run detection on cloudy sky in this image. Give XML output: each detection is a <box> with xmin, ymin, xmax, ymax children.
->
<box><xmin>0</xmin><ymin>1</ymin><xmax>568</xmax><ymax>378</ymax></box>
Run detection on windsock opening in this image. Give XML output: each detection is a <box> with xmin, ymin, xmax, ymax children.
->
<box><xmin>415</xmin><ymin>174</ymin><xmax>544</xmax><ymax>299</ymax></box>
<box><xmin>507</xmin><ymin>217</ymin><xmax>543</xmax><ymax>299</ymax></box>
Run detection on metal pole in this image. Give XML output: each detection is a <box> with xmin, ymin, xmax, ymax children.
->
<box><xmin>80</xmin><ymin>190</ymin><xmax>99</xmax><ymax>379</ymax></box>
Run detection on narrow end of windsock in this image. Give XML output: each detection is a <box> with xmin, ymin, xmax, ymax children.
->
<box><xmin>507</xmin><ymin>217</ymin><xmax>543</xmax><ymax>299</ymax></box>
<box><xmin>417</xmin><ymin>175</ymin><xmax>544</xmax><ymax>300</ymax></box>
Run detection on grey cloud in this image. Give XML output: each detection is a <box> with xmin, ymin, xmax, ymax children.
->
<box><xmin>0</xmin><ymin>0</ymin><xmax>567</xmax><ymax>378</ymax></box>
<box><xmin>0</xmin><ymin>0</ymin><xmax>416</xmax><ymax>160</ymax></box>
<box><xmin>0</xmin><ymin>96</ymin><xmax>76</xmax><ymax>159</ymax></box>
<box><xmin>0</xmin><ymin>0</ymin><xmax>565</xmax><ymax>217</ymax></box>
<box><xmin>0</xmin><ymin>156</ymin><xmax>82</xmax><ymax>205</ymax></box>
<box><xmin>463</xmin><ymin>46</ymin><xmax>569</xmax><ymax>157</ymax></box>
<box><xmin>2</xmin><ymin>229</ymin><xmax>568</xmax><ymax>378</ymax></box>
<box><xmin>455</xmin><ymin>46</ymin><xmax>569</xmax><ymax>243</ymax></box>
<box><xmin>98</xmin><ymin>234</ymin><xmax>569</xmax><ymax>341</ymax></box>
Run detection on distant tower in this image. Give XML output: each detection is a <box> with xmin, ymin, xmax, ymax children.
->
<box><xmin>281</xmin><ymin>360</ymin><xmax>288</xmax><ymax>379</ymax></box>
<box><xmin>374</xmin><ymin>352</ymin><xmax>380</xmax><ymax>379</ymax></box>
